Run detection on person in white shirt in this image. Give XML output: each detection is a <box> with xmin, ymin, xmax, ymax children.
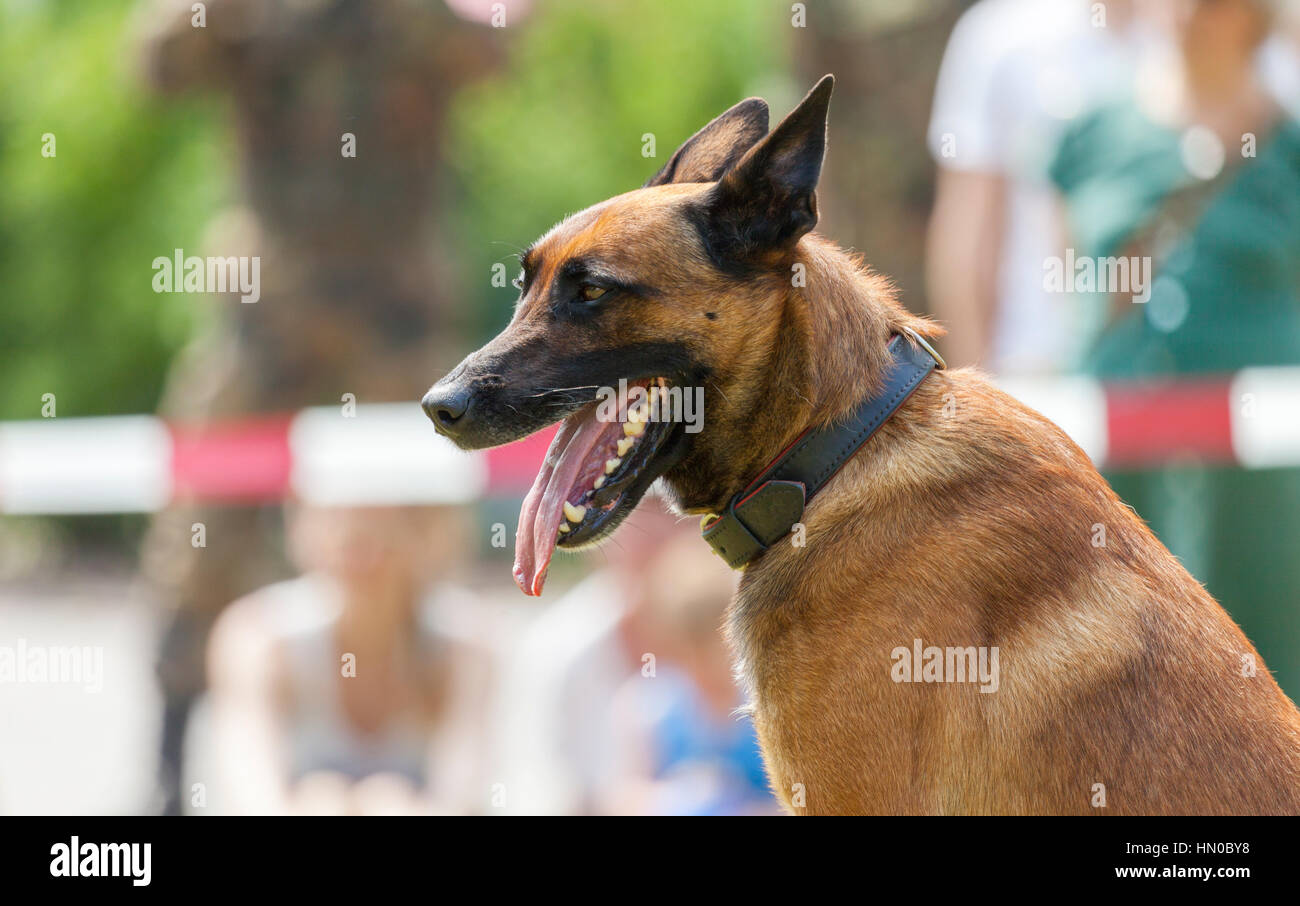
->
<box><xmin>926</xmin><ymin>0</ymin><xmax>1144</xmax><ymax>374</ymax></box>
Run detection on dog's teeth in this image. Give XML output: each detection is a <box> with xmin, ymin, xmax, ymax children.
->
<box><xmin>594</xmin><ymin>475</ymin><xmax>606</xmax><ymax>489</ymax></box>
<box><xmin>627</xmin><ymin>406</ymin><xmax>646</xmax><ymax>424</ymax></box>
<box><xmin>558</xmin><ymin>523</ymin><xmax>570</xmax><ymax>534</ymax></box>
<box><xmin>616</xmin><ymin>438</ymin><xmax>635</xmax><ymax>456</ymax></box>
<box><xmin>563</xmin><ymin>501</ymin><xmax>587</xmax><ymax>523</ymax></box>
<box><xmin>623</xmin><ymin>417</ymin><xmax>645</xmax><ymax>437</ymax></box>
<box><xmin>605</xmin><ymin>457</ymin><xmax>621</xmax><ymax>474</ymax></box>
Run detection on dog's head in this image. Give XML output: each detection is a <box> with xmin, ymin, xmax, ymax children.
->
<box><xmin>424</xmin><ymin>76</ymin><xmax>840</xmax><ymax>594</ymax></box>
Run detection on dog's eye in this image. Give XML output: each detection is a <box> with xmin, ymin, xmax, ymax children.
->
<box><xmin>578</xmin><ymin>284</ymin><xmax>607</xmax><ymax>303</ymax></box>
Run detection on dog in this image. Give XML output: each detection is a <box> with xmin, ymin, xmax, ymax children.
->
<box><xmin>423</xmin><ymin>76</ymin><xmax>1300</xmax><ymax>814</ymax></box>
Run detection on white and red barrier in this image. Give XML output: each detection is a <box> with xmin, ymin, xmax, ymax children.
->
<box><xmin>0</xmin><ymin>404</ymin><xmax>522</xmax><ymax>514</ymax></box>
<box><xmin>999</xmin><ymin>367</ymin><xmax>1300</xmax><ymax>471</ymax></box>
<box><xmin>1</xmin><ymin>369</ymin><xmax>1297</xmax><ymax>514</ymax></box>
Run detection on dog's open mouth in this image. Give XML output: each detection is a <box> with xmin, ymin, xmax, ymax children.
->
<box><xmin>514</xmin><ymin>377</ymin><xmax>680</xmax><ymax>595</ymax></box>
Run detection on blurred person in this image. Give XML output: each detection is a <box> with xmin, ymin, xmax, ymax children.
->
<box><xmin>496</xmin><ymin>502</ymin><xmax>685</xmax><ymax>814</ymax></box>
<box><xmin>1048</xmin><ymin>0</ymin><xmax>1300</xmax><ymax>696</ymax></box>
<box><xmin>925</xmin><ymin>0</ymin><xmax>1148</xmax><ymax>372</ymax></box>
<box><xmin>602</xmin><ymin>534</ymin><xmax>776</xmax><ymax>816</ymax></box>
<box><xmin>133</xmin><ymin>0</ymin><xmax>506</xmax><ymax>813</ymax></box>
<box><xmin>205</xmin><ymin>504</ymin><xmax>493</xmax><ymax>815</ymax></box>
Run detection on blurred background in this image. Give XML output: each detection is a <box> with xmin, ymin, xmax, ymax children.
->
<box><xmin>0</xmin><ymin>0</ymin><xmax>1297</xmax><ymax>815</ymax></box>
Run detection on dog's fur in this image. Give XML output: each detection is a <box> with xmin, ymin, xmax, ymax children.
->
<box><xmin>427</xmin><ymin>77</ymin><xmax>1300</xmax><ymax>814</ymax></box>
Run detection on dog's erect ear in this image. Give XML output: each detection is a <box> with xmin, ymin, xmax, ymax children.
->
<box><xmin>643</xmin><ymin>98</ymin><xmax>770</xmax><ymax>187</ymax></box>
<box><xmin>698</xmin><ymin>75</ymin><xmax>833</xmax><ymax>262</ymax></box>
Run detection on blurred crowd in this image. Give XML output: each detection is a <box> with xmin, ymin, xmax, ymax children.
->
<box><xmin>925</xmin><ymin>0</ymin><xmax>1300</xmax><ymax>700</ymax></box>
<box><xmin>196</xmin><ymin>502</ymin><xmax>774</xmax><ymax>815</ymax></box>
<box><xmin>2</xmin><ymin>0</ymin><xmax>1297</xmax><ymax>815</ymax></box>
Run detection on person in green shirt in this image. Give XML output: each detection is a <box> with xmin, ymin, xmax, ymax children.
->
<box><xmin>1051</xmin><ymin>0</ymin><xmax>1300</xmax><ymax>698</ymax></box>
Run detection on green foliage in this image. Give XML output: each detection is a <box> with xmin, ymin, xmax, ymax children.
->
<box><xmin>0</xmin><ymin>0</ymin><xmax>786</xmax><ymax>419</ymax></box>
<box><xmin>0</xmin><ymin>0</ymin><xmax>229</xmax><ymax>419</ymax></box>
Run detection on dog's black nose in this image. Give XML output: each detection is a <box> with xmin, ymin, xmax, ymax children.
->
<box><xmin>422</xmin><ymin>384</ymin><xmax>471</xmax><ymax>435</ymax></box>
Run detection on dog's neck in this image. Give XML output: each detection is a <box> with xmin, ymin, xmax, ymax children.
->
<box><xmin>663</xmin><ymin>235</ymin><xmax>913</xmax><ymax>515</ymax></box>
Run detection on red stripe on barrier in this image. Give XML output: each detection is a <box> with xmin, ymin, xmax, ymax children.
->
<box><xmin>169</xmin><ymin>416</ymin><xmax>294</xmax><ymax>503</ymax></box>
<box><xmin>485</xmin><ymin>424</ymin><xmax>558</xmax><ymax>493</ymax></box>
<box><xmin>1105</xmin><ymin>379</ymin><xmax>1234</xmax><ymax>468</ymax></box>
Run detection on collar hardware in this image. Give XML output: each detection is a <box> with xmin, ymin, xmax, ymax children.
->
<box><xmin>702</xmin><ymin>332</ymin><xmax>942</xmax><ymax>569</ymax></box>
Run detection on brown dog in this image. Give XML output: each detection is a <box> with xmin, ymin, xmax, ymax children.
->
<box><xmin>424</xmin><ymin>76</ymin><xmax>1300</xmax><ymax>814</ymax></box>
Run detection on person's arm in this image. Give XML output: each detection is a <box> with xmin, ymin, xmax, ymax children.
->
<box><xmin>207</xmin><ymin>594</ymin><xmax>297</xmax><ymax>815</ymax></box>
<box><xmin>421</xmin><ymin>639</ymin><xmax>496</xmax><ymax>815</ymax></box>
<box><xmin>925</xmin><ymin>167</ymin><xmax>1006</xmax><ymax>369</ymax></box>
<box><xmin>923</xmin><ymin>2</ymin><xmax>1018</xmax><ymax>369</ymax></box>
<box><xmin>596</xmin><ymin>678</ymin><xmax>661</xmax><ymax>816</ymax></box>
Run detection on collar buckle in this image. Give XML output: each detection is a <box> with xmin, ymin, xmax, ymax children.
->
<box><xmin>702</xmin><ymin>480</ymin><xmax>807</xmax><ymax>569</ymax></box>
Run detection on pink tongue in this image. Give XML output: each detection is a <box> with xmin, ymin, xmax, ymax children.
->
<box><xmin>513</xmin><ymin>405</ymin><xmax>613</xmax><ymax>596</ymax></box>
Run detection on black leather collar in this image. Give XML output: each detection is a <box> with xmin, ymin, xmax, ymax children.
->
<box><xmin>701</xmin><ymin>328</ymin><xmax>944</xmax><ymax>569</ymax></box>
